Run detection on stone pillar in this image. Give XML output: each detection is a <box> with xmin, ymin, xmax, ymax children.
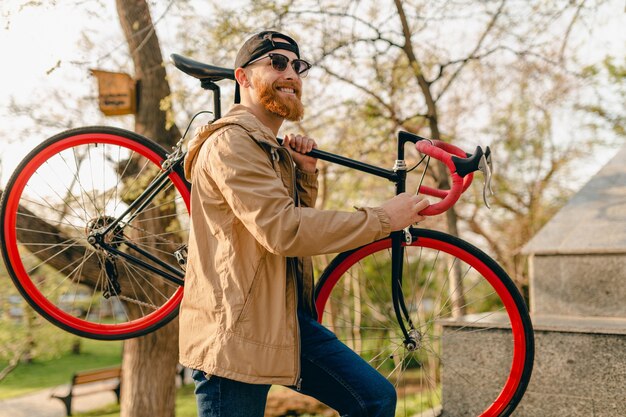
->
<box><xmin>440</xmin><ymin>144</ymin><xmax>626</xmax><ymax>416</ymax></box>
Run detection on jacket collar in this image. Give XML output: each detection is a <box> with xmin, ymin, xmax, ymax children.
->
<box><xmin>216</xmin><ymin>105</ymin><xmax>279</xmax><ymax>146</ymax></box>
<box><xmin>184</xmin><ymin>105</ymin><xmax>282</xmax><ymax>181</ymax></box>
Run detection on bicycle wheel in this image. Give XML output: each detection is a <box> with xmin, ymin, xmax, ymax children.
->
<box><xmin>315</xmin><ymin>228</ymin><xmax>533</xmax><ymax>417</ymax></box>
<box><xmin>0</xmin><ymin>126</ymin><xmax>190</xmax><ymax>340</ymax></box>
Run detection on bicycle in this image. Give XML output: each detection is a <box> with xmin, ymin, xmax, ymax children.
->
<box><xmin>0</xmin><ymin>53</ymin><xmax>534</xmax><ymax>416</ymax></box>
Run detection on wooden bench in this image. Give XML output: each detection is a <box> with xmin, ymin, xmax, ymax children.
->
<box><xmin>51</xmin><ymin>365</ymin><xmax>121</xmax><ymax>416</ymax></box>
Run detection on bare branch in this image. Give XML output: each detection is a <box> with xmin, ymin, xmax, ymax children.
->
<box><xmin>393</xmin><ymin>0</ymin><xmax>439</xmax><ymax>136</ymax></box>
<box><xmin>435</xmin><ymin>0</ymin><xmax>506</xmax><ymax>102</ymax></box>
<box><xmin>317</xmin><ymin>64</ymin><xmax>402</xmax><ymax>126</ymax></box>
<box><xmin>313</xmin><ymin>37</ymin><xmax>399</xmax><ymax>65</ymax></box>
<box><xmin>559</xmin><ymin>0</ymin><xmax>587</xmax><ymax>63</ymax></box>
<box><xmin>433</xmin><ymin>46</ymin><xmax>506</xmax><ymax>83</ymax></box>
<box><xmin>286</xmin><ymin>9</ymin><xmax>402</xmax><ymax>44</ymax></box>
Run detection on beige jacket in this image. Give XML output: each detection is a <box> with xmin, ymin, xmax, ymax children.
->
<box><xmin>178</xmin><ymin>105</ymin><xmax>391</xmax><ymax>385</ymax></box>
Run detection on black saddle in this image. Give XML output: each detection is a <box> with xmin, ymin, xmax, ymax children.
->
<box><xmin>170</xmin><ymin>54</ymin><xmax>234</xmax><ymax>83</ymax></box>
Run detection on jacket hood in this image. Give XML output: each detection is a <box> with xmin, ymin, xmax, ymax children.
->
<box><xmin>183</xmin><ymin>105</ymin><xmax>279</xmax><ymax>181</ymax></box>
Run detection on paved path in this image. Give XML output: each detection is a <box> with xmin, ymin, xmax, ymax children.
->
<box><xmin>0</xmin><ymin>382</ymin><xmax>118</xmax><ymax>417</ymax></box>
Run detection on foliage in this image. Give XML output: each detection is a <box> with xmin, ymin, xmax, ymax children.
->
<box><xmin>0</xmin><ymin>331</ymin><xmax>121</xmax><ymax>399</ymax></box>
<box><xmin>578</xmin><ymin>56</ymin><xmax>626</xmax><ymax>138</ymax></box>
<box><xmin>0</xmin><ymin>261</ymin><xmax>122</xmax><ymax>396</ymax></box>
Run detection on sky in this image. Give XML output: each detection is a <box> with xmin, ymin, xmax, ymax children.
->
<box><xmin>0</xmin><ymin>1</ymin><xmax>624</xmax><ymax>185</ymax></box>
<box><xmin>0</xmin><ymin>3</ymin><xmax>103</xmax><ymax>98</ymax></box>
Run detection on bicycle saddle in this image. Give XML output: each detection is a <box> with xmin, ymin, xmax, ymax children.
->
<box><xmin>170</xmin><ymin>54</ymin><xmax>234</xmax><ymax>82</ymax></box>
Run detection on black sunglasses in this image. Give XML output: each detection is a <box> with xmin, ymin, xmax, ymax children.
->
<box><xmin>247</xmin><ymin>53</ymin><xmax>311</xmax><ymax>78</ymax></box>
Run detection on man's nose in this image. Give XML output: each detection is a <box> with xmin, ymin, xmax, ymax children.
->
<box><xmin>283</xmin><ymin>62</ymin><xmax>299</xmax><ymax>79</ymax></box>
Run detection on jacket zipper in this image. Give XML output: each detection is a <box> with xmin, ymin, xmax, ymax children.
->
<box><xmin>276</xmin><ymin>146</ymin><xmax>302</xmax><ymax>389</ymax></box>
<box><xmin>293</xmin><ymin>257</ymin><xmax>302</xmax><ymax>391</ymax></box>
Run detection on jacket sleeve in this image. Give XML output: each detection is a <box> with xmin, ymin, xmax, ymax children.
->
<box><xmin>295</xmin><ymin>168</ymin><xmax>318</xmax><ymax>208</ymax></box>
<box><xmin>205</xmin><ymin>129</ymin><xmax>391</xmax><ymax>257</ymax></box>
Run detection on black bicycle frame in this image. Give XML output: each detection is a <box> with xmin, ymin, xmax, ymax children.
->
<box><xmin>306</xmin><ymin>132</ymin><xmax>425</xmax><ymax>345</ymax></box>
<box><xmin>91</xmin><ymin>155</ymin><xmax>187</xmax><ymax>286</ymax></box>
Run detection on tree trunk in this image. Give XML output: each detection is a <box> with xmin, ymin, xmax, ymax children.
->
<box><xmin>115</xmin><ymin>2</ymin><xmax>181</xmax><ymax>417</ymax></box>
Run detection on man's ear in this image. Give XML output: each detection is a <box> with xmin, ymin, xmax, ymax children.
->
<box><xmin>234</xmin><ymin>68</ymin><xmax>250</xmax><ymax>88</ymax></box>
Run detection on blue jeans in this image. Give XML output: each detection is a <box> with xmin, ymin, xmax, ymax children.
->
<box><xmin>192</xmin><ymin>310</ymin><xmax>397</xmax><ymax>417</ymax></box>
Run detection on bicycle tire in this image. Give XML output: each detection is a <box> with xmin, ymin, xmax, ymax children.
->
<box><xmin>0</xmin><ymin>126</ymin><xmax>190</xmax><ymax>340</ymax></box>
<box><xmin>315</xmin><ymin>228</ymin><xmax>534</xmax><ymax>417</ymax></box>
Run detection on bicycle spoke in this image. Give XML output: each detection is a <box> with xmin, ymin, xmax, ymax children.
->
<box><xmin>59</xmin><ymin>149</ymin><xmax>97</xmax><ymax>218</ymax></box>
<box><xmin>316</xmin><ymin>230</ymin><xmax>531</xmax><ymax>416</ymax></box>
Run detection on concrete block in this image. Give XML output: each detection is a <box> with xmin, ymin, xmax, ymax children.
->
<box><xmin>440</xmin><ymin>314</ymin><xmax>626</xmax><ymax>416</ymax></box>
<box><xmin>530</xmin><ymin>255</ymin><xmax>626</xmax><ymax>317</ymax></box>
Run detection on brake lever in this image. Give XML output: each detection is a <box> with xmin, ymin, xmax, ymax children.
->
<box><xmin>485</xmin><ymin>146</ymin><xmax>494</xmax><ymax>197</ymax></box>
<box><xmin>478</xmin><ymin>148</ymin><xmax>494</xmax><ymax>208</ymax></box>
<box><xmin>483</xmin><ymin>146</ymin><xmax>491</xmax><ymax>169</ymax></box>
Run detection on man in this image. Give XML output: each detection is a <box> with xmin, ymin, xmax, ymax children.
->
<box><xmin>179</xmin><ymin>30</ymin><xmax>430</xmax><ymax>417</ymax></box>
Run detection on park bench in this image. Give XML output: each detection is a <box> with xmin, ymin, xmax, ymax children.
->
<box><xmin>50</xmin><ymin>365</ymin><xmax>121</xmax><ymax>416</ymax></box>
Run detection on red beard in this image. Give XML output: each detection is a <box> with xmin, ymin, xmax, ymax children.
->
<box><xmin>253</xmin><ymin>76</ymin><xmax>304</xmax><ymax>121</ymax></box>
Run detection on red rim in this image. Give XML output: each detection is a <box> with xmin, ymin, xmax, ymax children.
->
<box><xmin>315</xmin><ymin>236</ymin><xmax>527</xmax><ymax>417</ymax></box>
<box><xmin>3</xmin><ymin>133</ymin><xmax>189</xmax><ymax>337</ymax></box>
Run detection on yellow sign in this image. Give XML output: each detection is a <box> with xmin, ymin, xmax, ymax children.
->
<box><xmin>90</xmin><ymin>69</ymin><xmax>137</xmax><ymax>116</ymax></box>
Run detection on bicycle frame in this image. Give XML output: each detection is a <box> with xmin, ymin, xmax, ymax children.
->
<box><xmin>87</xmin><ymin>151</ymin><xmax>187</xmax><ymax>286</ymax></box>
<box><xmin>302</xmin><ymin>131</ymin><xmax>425</xmax><ymax>346</ymax></box>
<box><xmin>305</xmin><ymin>133</ymin><xmax>424</xmax><ymax>348</ymax></box>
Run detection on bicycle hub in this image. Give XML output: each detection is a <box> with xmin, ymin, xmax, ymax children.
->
<box><xmin>404</xmin><ymin>329</ymin><xmax>423</xmax><ymax>351</ymax></box>
<box><xmin>85</xmin><ymin>216</ymin><xmax>124</xmax><ymax>249</ymax></box>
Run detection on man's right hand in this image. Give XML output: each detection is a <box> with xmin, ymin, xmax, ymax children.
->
<box><xmin>380</xmin><ymin>193</ymin><xmax>430</xmax><ymax>231</ymax></box>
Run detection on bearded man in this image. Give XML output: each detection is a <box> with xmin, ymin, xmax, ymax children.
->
<box><xmin>179</xmin><ymin>30</ymin><xmax>429</xmax><ymax>417</ymax></box>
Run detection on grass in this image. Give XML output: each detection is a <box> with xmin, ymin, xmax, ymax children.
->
<box><xmin>0</xmin><ymin>337</ymin><xmax>122</xmax><ymax>399</ymax></box>
<box><xmin>73</xmin><ymin>384</ymin><xmax>197</xmax><ymax>417</ymax></box>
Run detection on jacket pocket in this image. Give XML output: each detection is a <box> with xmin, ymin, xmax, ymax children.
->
<box><xmin>233</xmin><ymin>253</ymin><xmax>266</xmax><ymax>327</ymax></box>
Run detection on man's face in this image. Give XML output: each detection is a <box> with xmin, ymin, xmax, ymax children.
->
<box><xmin>246</xmin><ymin>48</ymin><xmax>304</xmax><ymax>121</ymax></box>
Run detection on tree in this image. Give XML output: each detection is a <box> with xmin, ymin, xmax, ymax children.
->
<box><xmin>115</xmin><ymin>1</ymin><xmax>181</xmax><ymax>416</ymax></box>
<box><xmin>1</xmin><ymin>3</ymin><xmax>183</xmax><ymax>413</ymax></box>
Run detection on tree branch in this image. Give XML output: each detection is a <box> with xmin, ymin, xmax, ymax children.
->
<box><xmin>435</xmin><ymin>0</ymin><xmax>506</xmax><ymax>102</ymax></box>
<box><xmin>559</xmin><ymin>0</ymin><xmax>587</xmax><ymax>63</ymax></box>
<box><xmin>286</xmin><ymin>9</ymin><xmax>403</xmax><ymax>46</ymax></box>
<box><xmin>313</xmin><ymin>36</ymin><xmax>399</xmax><ymax>65</ymax></box>
<box><xmin>317</xmin><ymin>64</ymin><xmax>403</xmax><ymax>126</ymax></box>
<box><xmin>393</xmin><ymin>0</ymin><xmax>435</xmax><ymax>123</ymax></box>
<box><xmin>433</xmin><ymin>45</ymin><xmax>506</xmax><ymax>84</ymax></box>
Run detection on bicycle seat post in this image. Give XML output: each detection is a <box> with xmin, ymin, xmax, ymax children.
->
<box><xmin>201</xmin><ymin>81</ymin><xmax>222</xmax><ymax>120</ymax></box>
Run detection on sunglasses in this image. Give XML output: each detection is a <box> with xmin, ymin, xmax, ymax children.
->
<box><xmin>247</xmin><ymin>53</ymin><xmax>311</xmax><ymax>78</ymax></box>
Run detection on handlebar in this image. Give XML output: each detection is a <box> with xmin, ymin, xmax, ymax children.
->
<box><xmin>278</xmin><ymin>133</ymin><xmax>493</xmax><ymax>217</ymax></box>
<box><xmin>414</xmin><ymin>139</ymin><xmax>492</xmax><ymax>216</ymax></box>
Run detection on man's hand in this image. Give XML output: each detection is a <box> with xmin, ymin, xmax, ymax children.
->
<box><xmin>282</xmin><ymin>134</ymin><xmax>318</xmax><ymax>173</ymax></box>
<box><xmin>380</xmin><ymin>193</ymin><xmax>430</xmax><ymax>231</ymax></box>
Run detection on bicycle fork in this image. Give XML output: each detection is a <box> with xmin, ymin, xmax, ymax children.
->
<box><xmin>391</xmin><ymin>231</ymin><xmax>422</xmax><ymax>352</ymax></box>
